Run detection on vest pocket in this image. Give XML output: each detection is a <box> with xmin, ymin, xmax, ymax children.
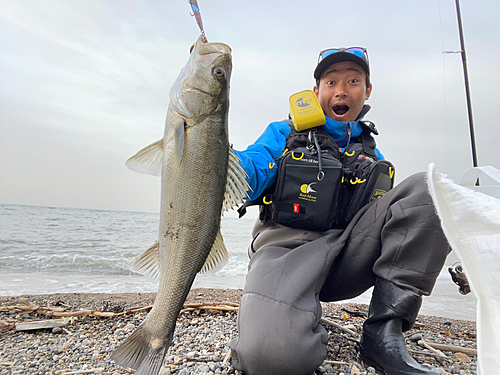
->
<box><xmin>340</xmin><ymin>160</ymin><xmax>395</xmax><ymax>226</ymax></box>
<box><xmin>271</xmin><ymin>150</ymin><xmax>343</xmax><ymax>231</ymax></box>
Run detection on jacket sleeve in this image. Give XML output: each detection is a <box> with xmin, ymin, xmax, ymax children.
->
<box><xmin>233</xmin><ymin>121</ymin><xmax>291</xmax><ymax>201</ymax></box>
<box><xmin>375</xmin><ymin>148</ymin><xmax>385</xmax><ymax>160</ymax></box>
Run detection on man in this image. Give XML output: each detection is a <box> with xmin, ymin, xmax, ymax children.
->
<box><xmin>229</xmin><ymin>47</ymin><xmax>450</xmax><ymax>375</ymax></box>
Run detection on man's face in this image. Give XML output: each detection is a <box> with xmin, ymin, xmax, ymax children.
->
<box><xmin>313</xmin><ymin>61</ymin><xmax>372</xmax><ymax>123</ymax></box>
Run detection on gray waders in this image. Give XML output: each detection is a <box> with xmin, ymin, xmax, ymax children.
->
<box><xmin>229</xmin><ymin>172</ymin><xmax>451</xmax><ymax>375</ymax></box>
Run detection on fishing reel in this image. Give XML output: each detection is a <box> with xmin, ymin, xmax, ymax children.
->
<box><xmin>448</xmin><ymin>262</ymin><xmax>471</xmax><ymax>295</ymax></box>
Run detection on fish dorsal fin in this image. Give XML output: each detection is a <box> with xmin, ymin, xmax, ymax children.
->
<box><xmin>131</xmin><ymin>242</ymin><xmax>161</xmax><ymax>282</ymax></box>
<box><xmin>222</xmin><ymin>148</ymin><xmax>252</xmax><ymax>213</ymax></box>
<box><xmin>130</xmin><ymin>229</ymin><xmax>228</xmax><ymax>280</ymax></box>
<box><xmin>126</xmin><ymin>140</ymin><xmax>163</xmax><ymax>177</ymax></box>
<box><xmin>200</xmin><ymin>228</ymin><xmax>228</xmax><ymax>274</ymax></box>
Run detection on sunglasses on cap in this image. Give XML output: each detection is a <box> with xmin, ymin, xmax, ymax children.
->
<box><xmin>317</xmin><ymin>47</ymin><xmax>369</xmax><ymax>64</ymax></box>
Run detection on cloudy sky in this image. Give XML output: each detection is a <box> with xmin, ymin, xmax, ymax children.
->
<box><xmin>1</xmin><ymin>0</ymin><xmax>499</xmax><ymax>217</ymax></box>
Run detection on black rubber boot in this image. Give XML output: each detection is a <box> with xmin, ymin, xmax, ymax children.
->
<box><xmin>358</xmin><ymin>278</ymin><xmax>438</xmax><ymax>375</ymax></box>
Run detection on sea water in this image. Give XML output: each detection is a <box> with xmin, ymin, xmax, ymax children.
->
<box><xmin>0</xmin><ymin>204</ymin><xmax>476</xmax><ymax>320</ymax></box>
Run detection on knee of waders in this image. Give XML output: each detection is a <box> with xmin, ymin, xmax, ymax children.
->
<box><xmin>395</xmin><ymin>172</ymin><xmax>430</xmax><ymax>200</ymax></box>
<box><xmin>230</xmin><ymin>293</ymin><xmax>328</xmax><ymax>375</ymax></box>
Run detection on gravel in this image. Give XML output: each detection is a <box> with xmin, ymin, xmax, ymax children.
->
<box><xmin>0</xmin><ymin>288</ymin><xmax>477</xmax><ymax>375</ymax></box>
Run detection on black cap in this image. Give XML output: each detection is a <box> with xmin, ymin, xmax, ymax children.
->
<box><xmin>314</xmin><ymin>51</ymin><xmax>370</xmax><ymax>80</ymax></box>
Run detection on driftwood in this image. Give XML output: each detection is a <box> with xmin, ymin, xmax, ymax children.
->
<box><xmin>223</xmin><ymin>349</ymin><xmax>232</xmax><ymax>364</ymax></box>
<box><xmin>418</xmin><ymin>340</ymin><xmax>477</xmax><ymax>356</ymax></box>
<box><xmin>320</xmin><ymin>317</ymin><xmax>360</xmax><ymax>338</ymax></box>
<box><xmin>417</xmin><ymin>339</ymin><xmax>448</xmax><ymax>358</ymax></box>
<box><xmin>0</xmin><ymin>297</ymin><xmax>243</xmax><ymax>334</ymax></box>
<box><xmin>408</xmin><ymin>348</ymin><xmax>450</xmax><ymax>358</ymax></box>
<box><xmin>1</xmin><ymin>298</ymin><xmax>240</xmax><ymax>321</ymax></box>
<box><xmin>170</xmin><ymin>355</ymin><xmax>218</xmax><ymax>366</ymax></box>
<box><xmin>15</xmin><ymin>318</ymin><xmax>69</xmax><ymax>331</ymax></box>
<box><xmin>324</xmin><ymin>360</ymin><xmax>353</xmax><ymax>366</ymax></box>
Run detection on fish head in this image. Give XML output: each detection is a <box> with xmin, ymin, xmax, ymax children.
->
<box><xmin>169</xmin><ymin>36</ymin><xmax>232</xmax><ymax>125</ymax></box>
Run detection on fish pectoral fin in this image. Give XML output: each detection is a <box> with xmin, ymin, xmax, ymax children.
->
<box><xmin>174</xmin><ymin>119</ymin><xmax>186</xmax><ymax>165</ymax></box>
<box><xmin>126</xmin><ymin>139</ymin><xmax>163</xmax><ymax>177</ymax></box>
<box><xmin>222</xmin><ymin>148</ymin><xmax>252</xmax><ymax>213</ymax></box>
<box><xmin>131</xmin><ymin>242</ymin><xmax>160</xmax><ymax>282</ymax></box>
<box><xmin>199</xmin><ymin>229</ymin><xmax>228</xmax><ymax>274</ymax></box>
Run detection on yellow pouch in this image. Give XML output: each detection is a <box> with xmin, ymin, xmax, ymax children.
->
<box><xmin>289</xmin><ymin>90</ymin><xmax>325</xmax><ymax>131</ymax></box>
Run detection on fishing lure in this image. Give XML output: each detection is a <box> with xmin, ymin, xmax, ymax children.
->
<box><xmin>189</xmin><ymin>0</ymin><xmax>207</xmax><ymax>42</ymax></box>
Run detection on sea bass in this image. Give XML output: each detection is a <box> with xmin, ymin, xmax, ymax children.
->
<box><xmin>111</xmin><ymin>36</ymin><xmax>249</xmax><ymax>375</ymax></box>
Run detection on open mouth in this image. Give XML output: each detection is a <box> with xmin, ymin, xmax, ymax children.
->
<box><xmin>333</xmin><ymin>104</ymin><xmax>350</xmax><ymax>116</ymax></box>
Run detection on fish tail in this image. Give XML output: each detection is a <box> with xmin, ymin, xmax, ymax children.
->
<box><xmin>134</xmin><ymin>345</ymin><xmax>167</xmax><ymax>375</ymax></box>
<box><xmin>111</xmin><ymin>324</ymin><xmax>169</xmax><ymax>375</ymax></box>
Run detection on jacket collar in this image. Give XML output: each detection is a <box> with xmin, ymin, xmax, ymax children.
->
<box><xmin>317</xmin><ymin>104</ymin><xmax>371</xmax><ymax>147</ymax></box>
<box><xmin>318</xmin><ymin>117</ymin><xmax>361</xmax><ymax>147</ymax></box>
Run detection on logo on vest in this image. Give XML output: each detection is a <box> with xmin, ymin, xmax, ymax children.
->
<box><xmin>296</xmin><ymin>97</ymin><xmax>312</xmax><ymax>108</ymax></box>
<box><xmin>299</xmin><ymin>182</ymin><xmax>317</xmax><ymax>202</ymax></box>
<box><xmin>370</xmin><ymin>189</ymin><xmax>387</xmax><ymax>201</ymax></box>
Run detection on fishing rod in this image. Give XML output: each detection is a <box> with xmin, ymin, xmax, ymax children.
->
<box><xmin>445</xmin><ymin>0</ymin><xmax>478</xmax><ymax>168</ymax></box>
<box><xmin>454</xmin><ymin>0</ymin><xmax>478</xmax><ymax>168</ymax></box>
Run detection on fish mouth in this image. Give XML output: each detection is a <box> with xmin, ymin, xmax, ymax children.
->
<box><xmin>185</xmin><ymin>85</ymin><xmax>212</xmax><ymax>96</ymax></box>
<box><xmin>332</xmin><ymin>104</ymin><xmax>350</xmax><ymax>116</ymax></box>
<box><xmin>198</xmin><ymin>42</ymin><xmax>231</xmax><ymax>56</ymax></box>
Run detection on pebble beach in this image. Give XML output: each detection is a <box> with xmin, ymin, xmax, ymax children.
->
<box><xmin>0</xmin><ymin>288</ymin><xmax>477</xmax><ymax>375</ymax></box>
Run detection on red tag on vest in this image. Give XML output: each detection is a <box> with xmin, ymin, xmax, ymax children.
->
<box><xmin>293</xmin><ymin>204</ymin><xmax>300</xmax><ymax>214</ymax></box>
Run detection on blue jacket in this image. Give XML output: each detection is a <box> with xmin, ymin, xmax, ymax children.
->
<box><xmin>234</xmin><ymin>116</ymin><xmax>384</xmax><ymax>201</ymax></box>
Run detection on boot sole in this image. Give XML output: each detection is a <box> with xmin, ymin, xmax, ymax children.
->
<box><xmin>358</xmin><ymin>353</ymin><xmax>387</xmax><ymax>375</ymax></box>
<box><xmin>356</xmin><ymin>342</ymin><xmax>388</xmax><ymax>375</ymax></box>
<box><xmin>357</xmin><ymin>345</ymin><xmax>437</xmax><ymax>375</ymax></box>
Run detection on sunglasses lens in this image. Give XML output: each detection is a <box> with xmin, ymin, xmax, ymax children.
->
<box><xmin>346</xmin><ymin>47</ymin><xmax>365</xmax><ymax>58</ymax></box>
<box><xmin>320</xmin><ymin>49</ymin><xmax>340</xmax><ymax>60</ymax></box>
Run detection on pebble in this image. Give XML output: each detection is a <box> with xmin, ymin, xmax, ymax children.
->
<box><xmin>409</xmin><ymin>333</ymin><xmax>423</xmax><ymax>342</ymax></box>
<box><xmin>0</xmin><ymin>290</ymin><xmax>479</xmax><ymax>375</ymax></box>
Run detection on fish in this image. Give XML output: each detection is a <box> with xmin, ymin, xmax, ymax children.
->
<box><xmin>111</xmin><ymin>36</ymin><xmax>250</xmax><ymax>375</ymax></box>
<box><xmin>426</xmin><ymin>163</ymin><xmax>500</xmax><ymax>374</ymax></box>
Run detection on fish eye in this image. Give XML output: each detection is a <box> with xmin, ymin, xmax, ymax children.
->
<box><xmin>214</xmin><ymin>67</ymin><xmax>226</xmax><ymax>78</ymax></box>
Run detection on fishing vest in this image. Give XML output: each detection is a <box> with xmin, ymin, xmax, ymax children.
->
<box><xmin>238</xmin><ymin>120</ymin><xmax>395</xmax><ymax>231</ymax></box>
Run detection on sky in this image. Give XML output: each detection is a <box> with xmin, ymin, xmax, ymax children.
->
<box><xmin>1</xmin><ymin>0</ymin><xmax>499</xmax><ymax>217</ymax></box>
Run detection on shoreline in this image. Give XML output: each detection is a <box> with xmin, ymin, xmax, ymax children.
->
<box><xmin>0</xmin><ymin>288</ymin><xmax>477</xmax><ymax>374</ymax></box>
<box><xmin>0</xmin><ymin>272</ymin><xmax>478</xmax><ymax>322</ymax></box>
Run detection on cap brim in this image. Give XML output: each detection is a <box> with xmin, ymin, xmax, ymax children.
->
<box><xmin>314</xmin><ymin>52</ymin><xmax>370</xmax><ymax>80</ymax></box>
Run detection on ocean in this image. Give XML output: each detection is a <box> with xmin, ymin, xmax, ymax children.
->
<box><xmin>0</xmin><ymin>204</ymin><xmax>476</xmax><ymax>321</ymax></box>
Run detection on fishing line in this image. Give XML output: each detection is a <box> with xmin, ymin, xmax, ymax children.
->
<box><xmin>437</xmin><ymin>0</ymin><xmax>449</xmax><ymax>174</ymax></box>
<box><xmin>189</xmin><ymin>0</ymin><xmax>208</xmax><ymax>42</ymax></box>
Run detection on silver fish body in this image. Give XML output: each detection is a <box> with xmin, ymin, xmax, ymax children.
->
<box><xmin>112</xmin><ymin>37</ymin><xmax>249</xmax><ymax>375</ymax></box>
